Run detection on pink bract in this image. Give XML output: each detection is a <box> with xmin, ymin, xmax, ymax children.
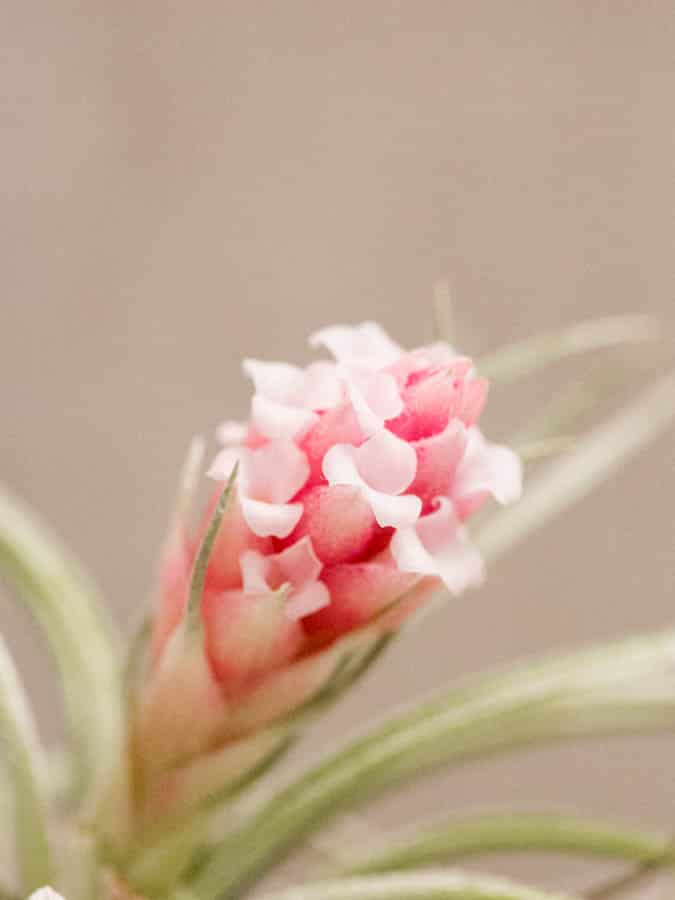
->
<box><xmin>153</xmin><ymin>322</ymin><xmax>522</xmax><ymax>697</ymax></box>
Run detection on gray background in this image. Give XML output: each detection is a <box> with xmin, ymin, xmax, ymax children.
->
<box><xmin>1</xmin><ymin>2</ymin><xmax>674</xmax><ymax>893</ymax></box>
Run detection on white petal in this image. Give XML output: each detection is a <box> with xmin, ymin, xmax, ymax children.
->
<box><xmin>216</xmin><ymin>420</ymin><xmax>248</xmax><ymax>445</ymax></box>
<box><xmin>322</xmin><ymin>443</ymin><xmax>362</xmax><ymax>488</ymax></box>
<box><xmin>240</xmin><ymin>549</ymin><xmax>271</xmax><ymax>594</ymax></box>
<box><xmin>28</xmin><ymin>891</ymin><xmax>66</xmax><ymax>900</ymax></box>
<box><xmin>456</xmin><ymin>428</ymin><xmax>523</xmax><ymax>505</ymax></box>
<box><xmin>240</xmin><ymin>498</ymin><xmax>303</xmax><ymax>539</ymax></box>
<box><xmin>364</xmin><ymin>487</ymin><xmax>422</xmax><ymax>529</ymax></box>
<box><xmin>301</xmin><ymin>361</ymin><xmax>344</xmax><ymax>410</ymax></box>
<box><xmin>390</xmin><ymin>526</ymin><xmax>438</xmax><ymax>577</ymax></box>
<box><xmin>484</xmin><ymin>444</ymin><xmax>523</xmax><ymax>504</ymax></box>
<box><xmin>323</xmin><ymin>442</ymin><xmax>421</xmax><ymax>529</ymax></box>
<box><xmin>310</xmin><ymin>321</ymin><xmax>402</xmax><ymax>368</ymax></box>
<box><xmin>251</xmin><ymin>394</ymin><xmax>318</xmax><ymax>440</ymax></box>
<box><xmin>416</xmin><ymin>342</ymin><xmax>458</xmax><ymax>366</ymax></box>
<box><xmin>285</xmin><ymin>580</ymin><xmax>330</xmax><ymax>621</ymax></box>
<box><xmin>391</xmin><ymin>498</ymin><xmax>484</xmax><ymax>594</ymax></box>
<box><xmin>247</xmin><ymin>440</ymin><xmax>309</xmax><ymax>504</ymax></box>
<box><xmin>345</xmin><ymin>368</ymin><xmax>403</xmax><ymax>436</ymax></box>
<box><xmin>207</xmin><ymin>446</ymin><xmax>246</xmax><ymax>484</ymax></box>
<box><xmin>355</xmin><ymin>429</ymin><xmax>417</xmax><ymax>494</ymax></box>
<box><xmin>243</xmin><ymin>358</ymin><xmax>305</xmax><ymax>403</ymax></box>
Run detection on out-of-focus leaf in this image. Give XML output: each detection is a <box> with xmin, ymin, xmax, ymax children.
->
<box><xmin>476</xmin><ymin>368</ymin><xmax>675</xmax><ymax>565</ymax></box>
<box><xmin>187</xmin><ymin>629</ymin><xmax>675</xmax><ymax>900</ymax></box>
<box><xmin>339</xmin><ymin>812</ymin><xmax>673</xmax><ymax>876</ymax></box>
<box><xmin>251</xmin><ymin>869</ymin><xmax>577</xmax><ymax>900</ymax></box>
<box><xmin>477</xmin><ymin>315</ymin><xmax>659</xmax><ymax>384</ymax></box>
<box><xmin>0</xmin><ymin>635</ymin><xmax>52</xmax><ymax>893</ymax></box>
<box><xmin>0</xmin><ymin>486</ymin><xmax>122</xmax><ymax>802</ymax></box>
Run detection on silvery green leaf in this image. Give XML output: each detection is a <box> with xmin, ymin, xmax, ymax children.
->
<box><xmin>0</xmin><ymin>486</ymin><xmax>122</xmax><ymax>803</ymax></box>
<box><xmin>477</xmin><ymin>315</ymin><xmax>659</xmax><ymax>384</ymax></box>
<box><xmin>182</xmin><ymin>464</ymin><xmax>238</xmax><ymax>638</ymax></box>
<box><xmin>251</xmin><ymin>869</ymin><xmax>577</xmax><ymax>900</ymax></box>
<box><xmin>0</xmin><ymin>636</ymin><xmax>52</xmax><ymax>893</ymax></box>
<box><xmin>476</xmin><ymin>368</ymin><xmax>675</xmax><ymax>566</ymax></box>
<box><xmin>188</xmin><ymin>629</ymin><xmax>675</xmax><ymax>900</ymax></box>
<box><xmin>339</xmin><ymin>812</ymin><xmax>672</xmax><ymax>876</ymax></box>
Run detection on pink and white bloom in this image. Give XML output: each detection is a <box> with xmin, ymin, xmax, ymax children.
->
<box><xmin>150</xmin><ymin>321</ymin><xmax>522</xmax><ymax>743</ymax></box>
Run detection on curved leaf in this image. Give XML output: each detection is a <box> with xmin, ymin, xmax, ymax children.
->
<box><xmin>252</xmin><ymin>869</ymin><xmax>577</xmax><ymax>900</ymax></box>
<box><xmin>339</xmin><ymin>812</ymin><xmax>673</xmax><ymax>876</ymax></box>
<box><xmin>0</xmin><ymin>635</ymin><xmax>52</xmax><ymax>892</ymax></box>
<box><xmin>187</xmin><ymin>630</ymin><xmax>675</xmax><ymax>900</ymax></box>
<box><xmin>476</xmin><ymin>367</ymin><xmax>675</xmax><ymax>565</ymax></box>
<box><xmin>477</xmin><ymin>315</ymin><xmax>659</xmax><ymax>385</ymax></box>
<box><xmin>0</xmin><ymin>486</ymin><xmax>122</xmax><ymax>802</ymax></box>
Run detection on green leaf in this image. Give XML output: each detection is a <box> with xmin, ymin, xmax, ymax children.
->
<box><xmin>0</xmin><ymin>485</ymin><xmax>122</xmax><ymax>802</ymax></box>
<box><xmin>182</xmin><ymin>464</ymin><xmax>238</xmax><ymax>638</ymax></box>
<box><xmin>476</xmin><ymin>368</ymin><xmax>675</xmax><ymax>566</ymax></box>
<box><xmin>338</xmin><ymin>812</ymin><xmax>673</xmax><ymax>876</ymax></box>
<box><xmin>477</xmin><ymin>315</ymin><xmax>659</xmax><ymax>384</ymax></box>
<box><xmin>187</xmin><ymin>629</ymin><xmax>675</xmax><ymax>900</ymax></box>
<box><xmin>431</xmin><ymin>281</ymin><xmax>455</xmax><ymax>344</ymax></box>
<box><xmin>250</xmin><ymin>869</ymin><xmax>577</xmax><ymax>900</ymax></box>
<box><xmin>0</xmin><ymin>635</ymin><xmax>52</xmax><ymax>893</ymax></box>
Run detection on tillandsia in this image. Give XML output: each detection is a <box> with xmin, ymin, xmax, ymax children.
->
<box><xmin>0</xmin><ymin>311</ymin><xmax>674</xmax><ymax>900</ymax></box>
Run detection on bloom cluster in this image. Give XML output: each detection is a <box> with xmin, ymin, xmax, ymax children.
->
<box><xmin>151</xmin><ymin>323</ymin><xmax>521</xmax><ymax>705</ymax></box>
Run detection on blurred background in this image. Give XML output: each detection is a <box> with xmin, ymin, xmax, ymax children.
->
<box><xmin>1</xmin><ymin>2</ymin><xmax>674</xmax><ymax>893</ymax></box>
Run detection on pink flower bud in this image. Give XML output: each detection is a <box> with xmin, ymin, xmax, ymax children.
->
<box><xmin>146</xmin><ymin>322</ymin><xmax>522</xmax><ymax>770</ymax></box>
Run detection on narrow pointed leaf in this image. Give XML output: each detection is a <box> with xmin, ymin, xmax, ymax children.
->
<box><xmin>339</xmin><ymin>812</ymin><xmax>673</xmax><ymax>876</ymax></box>
<box><xmin>251</xmin><ymin>869</ymin><xmax>577</xmax><ymax>900</ymax></box>
<box><xmin>0</xmin><ymin>635</ymin><xmax>52</xmax><ymax>892</ymax></box>
<box><xmin>477</xmin><ymin>315</ymin><xmax>659</xmax><ymax>384</ymax></box>
<box><xmin>476</xmin><ymin>368</ymin><xmax>675</xmax><ymax>565</ymax></box>
<box><xmin>0</xmin><ymin>485</ymin><xmax>121</xmax><ymax>802</ymax></box>
<box><xmin>188</xmin><ymin>630</ymin><xmax>675</xmax><ymax>900</ymax></box>
<box><xmin>183</xmin><ymin>464</ymin><xmax>238</xmax><ymax>637</ymax></box>
<box><xmin>431</xmin><ymin>281</ymin><xmax>455</xmax><ymax>344</ymax></box>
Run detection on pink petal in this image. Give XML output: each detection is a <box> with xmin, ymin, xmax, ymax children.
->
<box><xmin>303</xmin><ymin>562</ymin><xmax>415</xmax><ymax>638</ymax></box>
<box><xmin>202</xmin><ymin>588</ymin><xmax>304</xmax><ymax>689</ymax></box>
<box><xmin>243</xmin><ymin>358</ymin><xmax>305</xmax><ymax>403</ymax></box>
<box><xmin>355</xmin><ymin>429</ymin><xmax>417</xmax><ymax>494</ymax></box>
<box><xmin>300</xmin><ymin>403</ymin><xmax>364</xmax><ymax>485</ymax></box>
<box><xmin>409</xmin><ymin>419</ymin><xmax>467</xmax><ymax>511</ymax></box>
<box><xmin>250</xmin><ymin>394</ymin><xmax>319</xmax><ymax>441</ymax></box>
<box><xmin>272</xmin><ymin>535</ymin><xmax>323</xmax><ymax>588</ymax></box>
<box><xmin>151</xmin><ymin>527</ymin><xmax>193</xmax><ymax>664</ymax></box>
<box><xmin>246</xmin><ymin>440</ymin><xmax>309</xmax><ymax>503</ymax></box>
<box><xmin>226</xmin><ymin>648</ymin><xmax>338</xmax><ymax>736</ymax></box>
<box><xmin>285</xmin><ymin>580</ymin><xmax>331</xmax><ymax>621</ymax></box>
<box><xmin>240</xmin><ymin>498</ymin><xmax>303</xmax><ymax>539</ymax></box>
<box><xmin>323</xmin><ymin>442</ymin><xmax>421</xmax><ymax>530</ymax></box>
<box><xmin>285</xmin><ymin>485</ymin><xmax>377</xmax><ymax>565</ymax></box>
<box><xmin>202</xmin><ymin>490</ymin><xmax>272</xmax><ymax>592</ymax></box>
